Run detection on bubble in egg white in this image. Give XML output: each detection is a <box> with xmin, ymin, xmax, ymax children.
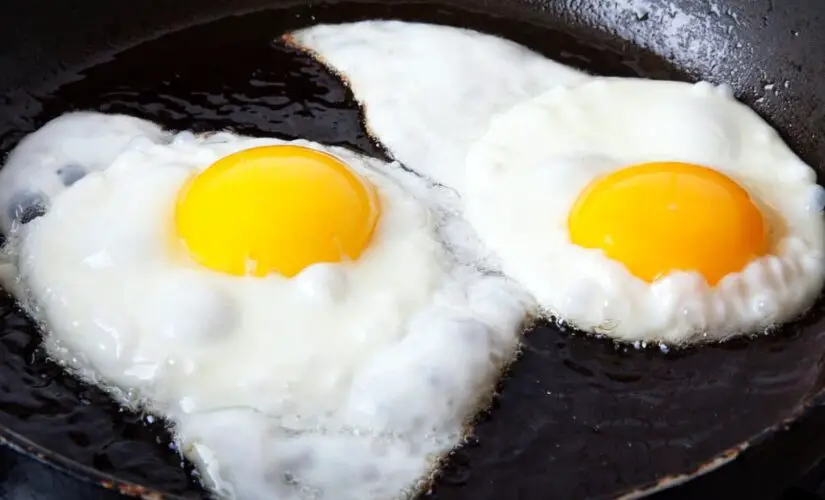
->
<box><xmin>295</xmin><ymin>263</ymin><xmax>349</xmax><ymax>304</ymax></box>
<box><xmin>126</xmin><ymin>135</ymin><xmax>158</xmax><ymax>152</ymax></box>
<box><xmin>691</xmin><ymin>80</ymin><xmax>715</xmax><ymax>96</ymax></box>
<box><xmin>716</xmin><ymin>83</ymin><xmax>735</xmax><ymax>98</ymax></box>
<box><xmin>172</xmin><ymin>130</ymin><xmax>197</xmax><ymax>145</ymax></box>
<box><xmin>808</xmin><ymin>184</ymin><xmax>825</xmax><ymax>212</ymax></box>
<box><xmin>56</xmin><ymin>164</ymin><xmax>87</xmax><ymax>187</ymax></box>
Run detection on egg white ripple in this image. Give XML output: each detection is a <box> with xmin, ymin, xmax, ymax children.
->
<box><xmin>287</xmin><ymin>20</ymin><xmax>590</xmax><ymax>194</ymax></box>
<box><xmin>465</xmin><ymin>77</ymin><xmax>825</xmax><ymax>345</ymax></box>
<box><xmin>0</xmin><ymin>113</ymin><xmax>535</xmax><ymax>500</ymax></box>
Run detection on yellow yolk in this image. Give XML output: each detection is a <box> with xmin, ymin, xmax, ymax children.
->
<box><xmin>175</xmin><ymin>145</ymin><xmax>380</xmax><ymax>278</ymax></box>
<box><xmin>568</xmin><ymin>162</ymin><xmax>769</xmax><ymax>285</ymax></box>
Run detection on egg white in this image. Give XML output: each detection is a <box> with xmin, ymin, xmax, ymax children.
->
<box><xmin>0</xmin><ymin>113</ymin><xmax>534</xmax><ymax>500</ymax></box>
<box><xmin>465</xmin><ymin>78</ymin><xmax>825</xmax><ymax>344</ymax></box>
<box><xmin>287</xmin><ymin>21</ymin><xmax>590</xmax><ymax>194</ymax></box>
<box><xmin>0</xmin><ymin>112</ymin><xmax>170</xmax><ymax>234</ymax></box>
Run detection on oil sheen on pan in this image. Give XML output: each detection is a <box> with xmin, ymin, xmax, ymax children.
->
<box><xmin>0</xmin><ymin>2</ymin><xmax>823</xmax><ymax>500</ymax></box>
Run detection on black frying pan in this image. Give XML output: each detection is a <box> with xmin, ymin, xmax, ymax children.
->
<box><xmin>0</xmin><ymin>0</ymin><xmax>824</xmax><ymax>498</ymax></box>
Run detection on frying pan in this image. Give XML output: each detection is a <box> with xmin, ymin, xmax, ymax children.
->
<box><xmin>0</xmin><ymin>0</ymin><xmax>824</xmax><ymax>498</ymax></box>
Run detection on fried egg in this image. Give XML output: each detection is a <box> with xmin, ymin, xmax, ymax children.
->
<box><xmin>0</xmin><ymin>112</ymin><xmax>534</xmax><ymax>499</ymax></box>
<box><xmin>286</xmin><ymin>21</ymin><xmax>589</xmax><ymax>193</ymax></box>
<box><xmin>465</xmin><ymin>78</ymin><xmax>825</xmax><ymax>344</ymax></box>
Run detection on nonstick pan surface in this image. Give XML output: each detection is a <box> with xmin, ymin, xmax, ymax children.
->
<box><xmin>0</xmin><ymin>1</ymin><xmax>824</xmax><ymax>499</ymax></box>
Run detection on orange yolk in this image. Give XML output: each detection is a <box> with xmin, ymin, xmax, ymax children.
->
<box><xmin>568</xmin><ymin>161</ymin><xmax>769</xmax><ymax>285</ymax></box>
<box><xmin>175</xmin><ymin>145</ymin><xmax>380</xmax><ymax>278</ymax></box>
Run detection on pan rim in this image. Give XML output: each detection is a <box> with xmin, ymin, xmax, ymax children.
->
<box><xmin>2</xmin><ymin>365</ymin><xmax>824</xmax><ymax>499</ymax></box>
<box><xmin>617</xmin><ymin>388</ymin><xmax>825</xmax><ymax>498</ymax></box>
<box><xmin>0</xmin><ymin>417</ymin><xmax>189</xmax><ymax>499</ymax></box>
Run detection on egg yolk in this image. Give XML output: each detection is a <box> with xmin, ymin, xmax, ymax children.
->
<box><xmin>568</xmin><ymin>162</ymin><xmax>769</xmax><ymax>285</ymax></box>
<box><xmin>175</xmin><ymin>145</ymin><xmax>380</xmax><ymax>278</ymax></box>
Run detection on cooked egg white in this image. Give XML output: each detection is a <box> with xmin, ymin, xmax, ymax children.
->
<box><xmin>286</xmin><ymin>21</ymin><xmax>590</xmax><ymax>194</ymax></box>
<box><xmin>0</xmin><ymin>112</ymin><xmax>170</xmax><ymax>234</ymax></box>
<box><xmin>0</xmin><ymin>112</ymin><xmax>534</xmax><ymax>500</ymax></box>
<box><xmin>465</xmin><ymin>78</ymin><xmax>825</xmax><ymax>344</ymax></box>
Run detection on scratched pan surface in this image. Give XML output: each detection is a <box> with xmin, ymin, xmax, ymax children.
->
<box><xmin>0</xmin><ymin>0</ymin><xmax>824</xmax><ymax>499</ymax></box>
